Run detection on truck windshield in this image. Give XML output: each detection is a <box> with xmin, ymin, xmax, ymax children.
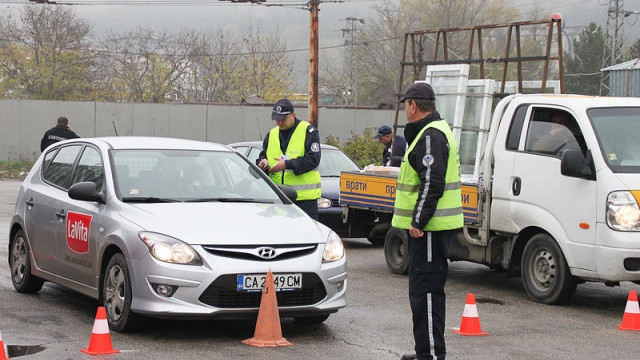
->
<box><xmin>589</xmin><ymin>107</ymin><xmax>640</xmax><ymax>173</ymax></box>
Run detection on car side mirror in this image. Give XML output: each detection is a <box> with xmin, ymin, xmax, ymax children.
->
<box><xmin>278</xmin><ymin>184</ymin><xmax>298</xmax><ymax>202</ymax></box>
<box><xmin>68</xmin><ymin>181</ymin><xmax>106</xmax><ymax>204</ymax></box>
<box><xmin>561</xmin><ymin>149</ymin><xmax>595</xmax><ymax>180</ymax></box>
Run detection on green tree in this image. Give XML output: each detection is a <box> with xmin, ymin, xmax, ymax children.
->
<box><xmin>629</xmin><ymin>38</ymin><xmax>640</xmax><ymax>59</ymax></box>
<box><xmin>0</xmin><ymin>6</ymin><xmax>95</xmax><ymax>100</ymax></box>
<box><xmin>340</xmin><ymin>128</ymin><xmax>384</xmax><ymax>167</ymax></box>
<box><xmin>564</xmin><ymin>22</ymin><xmax>604</xmax><ymax>95</ymax></box>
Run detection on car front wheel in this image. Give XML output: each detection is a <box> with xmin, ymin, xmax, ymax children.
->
<box><xmin>103</xmin><ymin>253</ymin><xmax>138</xmax><ymax>332</ymax></box>
<box><xmin>10</xmin><ymin>229</ymin><xmax>44</xmax><ymax>293</ymax></box>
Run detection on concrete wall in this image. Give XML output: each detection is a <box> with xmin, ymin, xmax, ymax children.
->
<box><xmin>0</xmin><ymin>100</ymin><xmax>397</xmax><ymax>161</ymax></box>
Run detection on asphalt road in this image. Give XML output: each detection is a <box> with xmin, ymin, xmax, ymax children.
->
<box><xmin>1</xmin><ymin>178</ymin><xmax>639</xmax><ymax>360</ymax></box>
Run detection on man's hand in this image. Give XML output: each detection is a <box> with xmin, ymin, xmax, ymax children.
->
<box><xmin>269</xmin><ymin>157</ymin><xmax>286</xmax><ymax>173</ymax></box>
<box><xmin>409</xmin><ymin>225</ymin><xmax>424</xmax><ymax>238</ymax></box>
<box><xmin>258</xmin><ymin>159</ymin><xmax>270</xmax><ymax>172</ymax></box>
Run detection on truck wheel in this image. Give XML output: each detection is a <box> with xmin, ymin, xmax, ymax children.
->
<box><xmin>521</xmin><ymin>233</ymin><xmax>577</xmax><ymax>304</ymax></box>
<box><xmin>368</xmin><ymin>222</ymin><xmax>391</xmax><ymax>246</ymax></box>
<box><xmin>384</xmin><ymin>227</ymin><xmax>409</xmax><ymax>275</ymax></box>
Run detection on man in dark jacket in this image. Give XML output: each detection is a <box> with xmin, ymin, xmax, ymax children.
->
<box><xmin>40</xmin><ymin>116</ymin><xmax>80</xmax><ymax>151</ymax></box>
<box><xmin>374</xmin><ymin>125</ymin><xmax>407</xmax><ymax>167</ymax></box>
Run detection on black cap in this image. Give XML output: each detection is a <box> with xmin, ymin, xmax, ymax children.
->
<box><xmin>271</xmin><ymin>99</ymin><xmax>294</xmax><ymax>121</ymax></box>
<box><xmin>374</xmin><ymin>125</ymin><xmax>392</xmax><ymax>139</ymax></box>
<box><xmin>398</xmin><ymin>82</ymin><xmax>436</xmax><ymax>103</ymax></box>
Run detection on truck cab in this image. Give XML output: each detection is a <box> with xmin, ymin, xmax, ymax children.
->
<box><xmin>455</xmin><ymin>94</ymin><xmax>640</xmax><ymax>304</ymax></box>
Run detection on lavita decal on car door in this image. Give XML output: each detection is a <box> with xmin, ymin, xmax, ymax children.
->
<box><xmin>66</xmin><ymin>211</ymin><xmax>92</xmax><ymax>254</ymax></box>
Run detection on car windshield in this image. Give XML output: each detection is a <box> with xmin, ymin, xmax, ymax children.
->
<box><xmin>112</xmin><ymin>149</ymin><xmax>282</xmax><ymax>202</ymax></box>
<box><xmin>588</xmin><ymin>107</ymin><xmax>640</xmax><ymax>173</ymax></box>
<box><xmin>319</xmin><ymin>148</ymin><xmax>360</xmax><ymax>177</ymax></box>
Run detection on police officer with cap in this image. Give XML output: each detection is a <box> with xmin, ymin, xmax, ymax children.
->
<box><xmin>257</xmin><ymin>99</ymin><xmax>322</xmax><ymax>220</ymax></box>
<box><xmin>393</xmin><ymin>82</ymin><xmax>464</xmax><ymax>360</ymax></box>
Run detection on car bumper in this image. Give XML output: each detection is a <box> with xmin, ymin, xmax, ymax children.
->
<box><xmin>128</xmin><ymin>245</ymin><xmax>347</xmax><ymax>319</ymax></box>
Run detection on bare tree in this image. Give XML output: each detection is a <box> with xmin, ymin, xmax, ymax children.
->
<box><xmin>184</xmin><ymin>30</ymin><xmax>241</xmax><ymax>103</ymax></box>
<box><xmin>0</xmin><ymin>6</ymin><xmax>95</xmax><ymax>100</ymax></box>
<box><xmin>234</xmin><ymin>23</ymin><xmax>293</xmax><ymax>103</ymax></box>
<box><xmin>98</xmin><ymin>28</ymin><xmax>196</xmax><ymax>103</ymax></box>
<box><xmin>345</xmin><ymin>0</ymin><xmax>522</xmax><ymax>106</ymax></box>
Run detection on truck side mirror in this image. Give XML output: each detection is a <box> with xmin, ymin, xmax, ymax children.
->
<box><xmin>560</xmin><ymin>149</ymin><xmax>595</xmax><ymax>180</ymax></box>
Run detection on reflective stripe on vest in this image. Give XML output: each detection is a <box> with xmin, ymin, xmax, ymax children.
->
<box><xmin>391</xmin><ymin>119</ymin><xmax>463</xmax><ymax>231</ymax></box>
<box><xmin>266</xmin><ymin>121</ymin><xmax>321</xmax><ymax>200</ymax></box>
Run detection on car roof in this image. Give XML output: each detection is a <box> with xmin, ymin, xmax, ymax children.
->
<box><xmin>58</xmin><ymin>136</ymin><xmax>232</xmax><ymax>152</ymax></box>
<box><xmin>228</xmin><ymin>141</ymin><xmax>339</xmax><ymax>151</ymax></box>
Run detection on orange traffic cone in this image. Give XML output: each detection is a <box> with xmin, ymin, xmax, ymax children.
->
<box><xmin>242</xmin><ymin>270</ymin><xmax>294</xmax><ymax>348</ymax></box>
<box><xmin>0</xmin><ymin>331</ymin><xmax>9</xmax><ymax>360</ymax></box>
<box><xmin>81</xmin><ymin>307</ymin><xmax>120</xmax><ymax>355</ymax></box>
<box><xmin>452</xmin><ymin>293</ymin><xmax>489</xmax><ymax>336</ymax></box>
<box><xmin>617</xmin><ymin>290</ymin><xmax>640</xmax><ymax>331</ymax></box>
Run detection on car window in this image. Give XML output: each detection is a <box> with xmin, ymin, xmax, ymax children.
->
<box><xmin>246</xmin><ymin>146</ymin><xmax>261</xmax><ymax>164</ymax></box>
<box><xmin>233</xmin><ymin>146</ymin><xmax>249</xmax><ymax>156</ymax></box>
<box><xmin>319</xmin><ymin>148</ymin><xmax>360</xmax><ymax>176</ymax></box>
<box><xmin>524</xmin><ymin>109</ymin><xmax>585</xmax><ymax>157</ymax></box>
<box><xmin>71</xmin><ymin>147</ymin><xmax>104</xmax><ymax>189</ymax></box>
<box><xmin>43</xmin><ymin>145</ymin><xmax>82</xmax><ymax>189</ymax></box>
<box><xmin>112</xmin><ymin>149</ymin><xmax>280</xmax><ymax>202</ymax></box>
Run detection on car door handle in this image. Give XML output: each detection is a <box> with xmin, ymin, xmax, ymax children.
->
<box><xmin>26</xmin><ymin>198</ymin><xmax>34</xmax><ymax>207</ymax></box>
<box><xmin>512</xmin><ymin>177</ymin><xmax>521</xmax><ymax>196</ymax></box>
<box><xmin>56</xmin><ymin>210</ymin><xmax>66</xmax><ymax>219</ymax></box>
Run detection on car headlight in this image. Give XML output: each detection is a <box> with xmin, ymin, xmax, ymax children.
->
<box><xmin>139</xmin><ymin>232</ymin><xmax>202</xmax><ymax>265</ymax></box>
<box><xmin>322</xmin><ymin>231</ymin><xmax>345</xmax><ymax>262</ymax></box>
<box><xmin>317</xmin><ymin>197</ymin><xmax>332</xmax><ymax>209</ymax></box>
<box><xmin>607</xmin><ymin>191</ymin><xmax>640</xmax><ymax>231</ymax></box>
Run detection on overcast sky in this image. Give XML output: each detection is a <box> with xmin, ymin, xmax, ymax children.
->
<box><xmin>2</xmin><ymin>0</ymin><xmax>639</xmax><ymax>89</ymax></box>
<box><xmin>3</xmin><ymin>0</ymin><xmax>639</xmax><ymax>41</ymax></box>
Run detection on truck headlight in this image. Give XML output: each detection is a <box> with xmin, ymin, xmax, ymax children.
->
<box><xmin>139</xmin><ymin>232</ymin><xmax>202</xmax><ymax>265</ymax></box>
<box><xmin>323</xmin><ymin>231</ymin><xmax>345</xmax><ymax>262</ymax></box>
<box><xmin>607</xmin><ymin>191</ymin><xmax>640</xmax><ymax>231</ymax></box>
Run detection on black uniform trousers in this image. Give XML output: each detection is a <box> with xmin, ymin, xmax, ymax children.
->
<box><xmin>408</xmin><ymin>229</ymin><xmax>455</xmax><ymax>360</ymax></box>
<box><xmin>295</xmin><ymin>199</ymin><xmax>318</xmax><ymax>220</ymax></box>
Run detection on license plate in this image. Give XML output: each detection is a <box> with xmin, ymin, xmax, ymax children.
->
<box><xmin>237</xmin><ymin>273</ymin><xmax>302</xmax><ymax>292</ymax></box>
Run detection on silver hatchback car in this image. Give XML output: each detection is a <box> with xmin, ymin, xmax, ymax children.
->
<box><xmin>9</xmin><ymin>137</ymin><xmax>347</xmax><ymax>332</ymax></box>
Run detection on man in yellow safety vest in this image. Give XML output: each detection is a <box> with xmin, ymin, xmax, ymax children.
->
<box><xmin>257</xmin><ymin>99</ymin><xmax>322</xmax><ymax>220</ymax></box>
<box><xmin>392</xmin><ymin>82</ymin><xmax>463</xmax><ymax>360</ymax></box>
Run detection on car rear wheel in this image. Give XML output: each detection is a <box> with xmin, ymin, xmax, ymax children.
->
<box><xmin>10</xmin><ymin>229</ymin><xmax>44</xmax><ymax>293</ymax></box>
<box><xmin>384</xmin><ymin>227</ymin><xmax>409</xmax><ymax>275</ymax></box>
<box><xmin>103</xmin><ymin>253</ymin><xmax>138</xmax><ymax>332</ymax></box>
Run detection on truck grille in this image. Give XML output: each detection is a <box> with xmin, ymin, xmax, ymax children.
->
<box><xmin>198</xmin><ymin>273</ymin><xmax>327</xmax><ymax>308</ymax></box>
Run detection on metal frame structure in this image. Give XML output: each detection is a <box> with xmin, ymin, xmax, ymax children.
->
<box><xmin>391</xmin><ymin>18</ymin><xmax>565</xmax><ymax>144</ymax></box>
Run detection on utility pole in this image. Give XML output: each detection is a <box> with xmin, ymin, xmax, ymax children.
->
<box><xmin>340</xmin><ymin>17</ymin><xmax>364</xmax><ymax>106</ymax></box>
<box><xmin>209</xmin><ymin>0</ymin><xmax>327</xmax><ymax>128</ymax></box>
<box><xmin>308</xmin><ymin>0</ymin><xmax>320</xmax><ymax>129</ymax></box>
<box><xmin>600</xmin><ymin>0</ymin><xmax>626</xmax><ymax>95</ymax></box>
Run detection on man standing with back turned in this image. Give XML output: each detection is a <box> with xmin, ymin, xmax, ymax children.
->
<box><xmin>392</xmin><ymin>82</ymin><xmax>464</xmax><ymax>360</ymax></box>
<box><xmin>257</xmin><ymin>99</ymin><xmax>322</xmax><ymax>220</ymax></box>
<box><xmin>40</xmin><ymin>116</ymin><xmax>80</xmax><ymax>151</ymax></box>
